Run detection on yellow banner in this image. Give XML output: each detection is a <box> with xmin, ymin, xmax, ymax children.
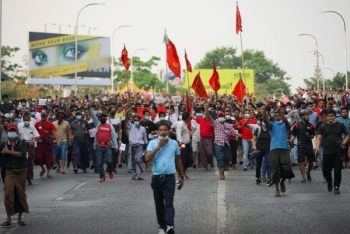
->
<box><xmin>29</xmin><ymin>62</ymin><xmax>88</xmax><ymax>77</ymax></box>
<box><xmin>182</xmin><ymin>69</ymin><xmax>255</xmax><ymax>95</ymax></box>
<box><xmin>29</xmin><ymin>35</ymin><xmax>99</xmax><ymax>50</ymax></box>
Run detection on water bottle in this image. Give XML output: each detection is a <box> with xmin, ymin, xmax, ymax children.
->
<box><xmin>176</xmin><ymin>180</ymin><xmax>182</xmax><ymax>188</ymax></box>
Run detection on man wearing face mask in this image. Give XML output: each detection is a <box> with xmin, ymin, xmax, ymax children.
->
<box><xmin>29</xmin><ymin>108</ymin><xmax>37</xmax><ymax>124</ymax></box>
<box><xmin>141</xmin><ymin>110</ymin><xmax>157</xmax><ymax>172</ymax></box>
<box><xmin>89</xmin><ymin>107</ymin><xmax>118</xmax><ymax>182</ymax></box>
<box><xmin>18</xmin><ymin>113</ymin><xmax>40</xmax><ymax>185</ymax></box>
<box><xmin>290</xmin><ymin>111</ymin><xmax>316</xmax><ymax>183</ymax></box>
<box><xmin>34</xmin><ymin>111</ymin><xmax>57</xmax><ymax>179</ymax></box>
<box><xmin>205</xmin><ymin>110</ymin><xmax>240</xmax><ymax>180</ymax></box>
<box><xmin>0</xmin><ymin>95</ymin><xmax>14</xmax><ymax>115</ymax></box>
<box><xmin>0</xmin><ymin>123</ymin><xmax>29</xmax><ymax>227</ymax></box>
<box><xmin>70</xmin><ymin>110</ymin><xmax>90</xmax><ymax>174</ymax></box>
<box><xmin>126</xmin><ymin>114</ymin><xmax>148</xmax><ymax>180</ymax></box>
<box><xmin>145</xmin><ymin>122</ymin><xmax>185</xmax><ymax>234</ymax></box>
<box><xmin>52</xmin><ymin>111</ymin><xmax>70</xmax><ymax>174</ymax></box>
<box><xmin>263</xmin><ymin>107</ymin><xmax>295</xmax><ymax>197</ymax></box>
<box><xmin>166</xmin><ymin>105</ymin><xmax>179</xmax><ymax>124</ymax></box>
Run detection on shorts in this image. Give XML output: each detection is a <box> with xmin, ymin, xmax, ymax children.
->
<box><xmin>214</xmin><ymin>144</ymin><xmax>231</xmax><ymax>167</ymax></box>
<box><xmin>53</xmin><ymin>141</ymin><xmax>68</xmax><ymax>160</ymax></box>
<box><xmin>312</xmin><ymin>138</ymin><xmax>316</xmax><ymax>149</ymax></box>
<box><xmin>192</xmin><ymin>139</ymin><xmax>199</xmax><ymax>152</ymax></box>
<box><xmin>297</xmin><ymin>147</ymin><xmax>315</xmax><ymax>163</ymax></box>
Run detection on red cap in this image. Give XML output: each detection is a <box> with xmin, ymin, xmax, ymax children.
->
<box><xmin>7</xmin><ymin>123</ymin><xmax>18</xmax><ymax>131</ymax></box>
<box><xmin>218</xmin><ymin>111</ymin><xmax>225</xmax><ymax>117</ymax></box>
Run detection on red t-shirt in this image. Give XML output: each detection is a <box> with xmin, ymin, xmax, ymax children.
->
<box><xmin>238</xmin><ymin>118</ymin><xmax>257</xmax><ymax>140</ymax></box>
<box><xmin>96</xmin><ymin>124</ymin><xmax>112</xmax><ymax>148</ymax></box>
<box><xmin>35</xmin><ymin>121</ymin><xmax>56</xmax><ymax>139</ymax></box>
<box><xmin>196</xmin><ymin>117</ymin><xmax>214</xmax><ymax>138</ymax></box>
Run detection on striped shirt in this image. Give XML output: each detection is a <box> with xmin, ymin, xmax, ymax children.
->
<box><xmin>213</xmin><ymin>120</ymin><xmax>238</xmax><ymax>146</ymax></box>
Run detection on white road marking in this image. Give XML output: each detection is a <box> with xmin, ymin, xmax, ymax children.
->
<box><xmin>55</xmin><ymin>196</ymin><xmax>63</xmax><ymax>201</ymax></box>
<box><xmin>215</xmin><ymin>169</ymin><xmax>228</xmax><ymax>234</ymax></box>
<box><xmin>73</xmin><ymin>182</ymin><xmax>86</xmax><ymax>190</ymax></box>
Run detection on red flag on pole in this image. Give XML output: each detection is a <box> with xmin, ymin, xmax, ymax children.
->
<box><xmin>236</xmin><ymin>2</ymin><xmax>243</xmax><ymax>34</ymax></box>
<box><xmin>165</xmin><ymin>38</ymin><xmax>181</xmax><ymax>77</ymax></box>
<box><xmin>209</xmin><ymin>59</ymin><xmax>220</xmax><ymax>92</ymax></box>
<box><xmin>232</xmin><ymin>74</ymin><xmax>246</xmax><ymax>103</ymax></box>
<box><xmin>184</xmin><ymin>50</ymin><xmax>192</xmax><ymax>72</ymax></box>
<box><xmin>121</xmin><ymin>44</ymin><xmax>130</xmax><ymax>71</ymax></box>
<box><xmin>191</xmin><ymin>72</ymin><xmax>208</xmax><ymax>99</ymax></box>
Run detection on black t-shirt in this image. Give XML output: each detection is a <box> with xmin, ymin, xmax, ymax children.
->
<box><xmin>121</xmin><ymin>120</ymin><xmax>129</xmax><ymax>144</ymax></box>
<box><xmin>141</xmin><ymin>120</ymin><xmax>157</xmax><ymax>140</ymax></box>
<box><xmin>317</xmin><ymin>122</ymin><xmax>348</xmax><ymax>155</ymax></box>
<box><xmin>314</xmin><ymin>120</ymin><xmax>324</xmax><ymax>132</ymax></box>
<box><xmin>254</xmin><ymin>128</ymin><xmax>270</xmax><ymax>152</ymax></box>
<box><xmin>291</xmin><ymin>121</ymin><xmax>315</xmax><ymax>148</ymax></box>
<box><xmin>0</xmin><ymin>103</ymin><xmax>14</xmax><ymax>114</ymax></box>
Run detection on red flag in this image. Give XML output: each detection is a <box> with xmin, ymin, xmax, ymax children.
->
<box><xmin>184</xmin><ymin>50</ymin><xmax>192</xmax><ymax>72</ymax></box>
<box><xmin>191</xmin><ymin>72</ymin><xmax>208</xmax><ymax>99</ymax></box>
<box><xmin>166</xmin><ymin>38</ymin><xmax>181</xmax><ymax>77</ymax></box>
<box><xmin>236</xmin><ymin>3</ymin><xmax>242</xmax><ymax>34</ymax></box>
<box><xmin>121</xmin><ymin>44</ymin><xmax>130</xmax><ymax>71</ymax></box>
<box><xmin>232</xmin><ymin>74</ymin><xmax>246</xmax><ymax>103</ymax></box>
<box><xmin>209</xmin><ymin>59</ymin><xmax>220</xmax><ymax>92</ymax></box>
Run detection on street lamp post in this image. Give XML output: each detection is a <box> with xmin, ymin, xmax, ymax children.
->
<box><xmin>309</xmin><ymin>50</ymin><xmax>325</xmax><ymax>90</ymax></box>
<box><xmin>322</xmin><ymin>11</ymin><xmax>348</xmax><ymax>90</ymax></box>
<box><xmin>88</xmin><ymin>27</ymin><xmax>96</xmax><ymax>35</ymax></box>
<box><xmin>324</xmin><ymin>67</ymin><xmax>336</xmax><ymax>78</ymax></box>
<box><xmin>299</xmin><ymin>33</ymin><xmax>320</xmax><ymax>89</ymax></box>
<box><xmin>131</xmin><ymin>48</ymin><xmax>147</xmax><ymax>92</ymax></box>
<box><xmin>74</xmin><ymin>25</ymin><xmax>85</xmax><ymax>34</ymax></box>
<box><xmin>74</xmin><ymin>3</ymin><xmax>105</xmax><ymax>96</ymax></box>
<box><xmin>45</xmin><ymin>23</ymin><xmax>56</xmax><ymax>32</ymax></box>
<box><xmin>111</xmin><ymin>25</ymin><xmax>133</xmax><ymax>94</ymax></box>
<box><xmin>58</xmin><ymin>25</ymin><xmax>71</xmax><ymax>33</ymax></box>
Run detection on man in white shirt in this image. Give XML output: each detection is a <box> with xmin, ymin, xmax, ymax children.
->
<box><xmin>108</xmin><ymin>108</ymin><xmax>121</xmax><ymax>172</ymax></box>
<box><xmin>167</xmin><ymin>105</ymin><xmax>179</xmax><ymax>124</ymax></box>
<box><xmin>17</xmin><ymin>113</ymin><xmax>40</xmax><ymax>185</ymax></box>
<box><xmin>176</xmin><ymin>112</ymin><xmax>195</xmax><ymax>179</ymax></box>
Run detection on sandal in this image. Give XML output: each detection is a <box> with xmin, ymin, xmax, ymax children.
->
<box><xmin>18</xmin><ymin>221</ymin><xmax>26</xmax><ymax>226</ymax></box>
<box><xmin>47</xmin><ymin>174</ymin><xmax>52</xmax><ymax>178</ymax></box>
<box><xmin>39</xmin><ymin>170</ymin><xmax>46</xmax><ymax>177</ymax></box>
<box><xmin>136</xmin><ymin>176</ymin><xmax>144</xmax><ymax>180</ymax></box>
<box><xmin>275</xmin><ymin>191</ymin><xmax>281</xmax><ymax>197</ymax></box>
<box><xmin>73</xmin><ymin>168</ymin><xmax>78</xmax><ymax>174</ymax></box>
<box><xmin>219</xmin><ymin>176</ymin><xmax>225</xmax><ymax>180</ymax></box>
<box><xmin>56</xmin><ymin>169</ymin><xmax>61</xmax><ymax>173</ymax></box>
<box><xmin>280</xmin><ymin>182</ymin><xmax>286</xmax><ymax>193</ymax></box>
<box><xmin>61</xmin><ymin>171</ymin><xmax>66</xmax><ymax>174</ymax></box>
<box><xmin>1</xmin><ymin>221</ymin><xmax>12</xmax><ymax>227</ymax></box>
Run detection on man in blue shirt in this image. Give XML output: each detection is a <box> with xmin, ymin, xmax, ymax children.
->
<box><xmin>145</xmin><ymin>122</ymin><xmax>185</xmax><ymax>234</ymax></box>
<box><xmin>263</xmin><ymin>107</ymin><xmax>295</xmax><ymax>197</ymax></box>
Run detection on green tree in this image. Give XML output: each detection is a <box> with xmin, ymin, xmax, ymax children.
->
<box><xmin>1</xmin><ymin>46</ymin><xmax>23</xmax><ymax>80</ymax></box>
<box><xmin>112</xmin><ymin>56</ymin><xmax>169</xmax><ymax>92</ymax></box>
<box><xmin>196</xmin><ymin>46</ymin><xmax>291</xmax><ymax>97</ymax></box>
<box><xmin>303</xmin><ymin>71</ymin><xmax>350</xmax><ymax>90</ymax></box>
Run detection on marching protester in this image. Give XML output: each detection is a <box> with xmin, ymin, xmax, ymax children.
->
<box><xmin>145</xmin><ymin>122</ymin><xmax>185</xmax><ymax>234</ymax></box>
<box><xmin>89</xmin><ymin>105</ymin><xmax>118</xmax><ymax>182</ymax></box>
<box><xmin>0</xmin><ymin>123</ymin><xmax>29</xmax><ymax>227</ymax></box>
<box><xmin>17</xmin><ymin>113</ymin><xmax>40</xmax><ymax>185</ymax></box>
<box><xmin>316</xmin><ymin>109</ymin><xmax>349</xmax><ymax>194</ymax></box>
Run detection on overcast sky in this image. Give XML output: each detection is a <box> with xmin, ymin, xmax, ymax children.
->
<box><xmin>3</xmin><ymin>0</ymin><xmax>350</xmax><ymax>92</ymax></box>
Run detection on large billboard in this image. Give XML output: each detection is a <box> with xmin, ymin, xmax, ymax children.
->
<box><xmin>158</xmin><ymin>69</ymin><xmax>255</xmax><ymax>95</ymax></box>
<box><xmin>28</xmin><ymin>32</ymin><xmax>111</xmax><ymax>78</ymax></box>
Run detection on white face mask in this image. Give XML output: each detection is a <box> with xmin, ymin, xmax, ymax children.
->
<box><xmin>160</xmin><ymin>117</ymin><xmax>165</xmax><ymax>121</ymax></box>
<box><xmin>225</xmin><ymin>115</ymin><xmax>231</xmax><ymax>119</ymax></box>
<box><xmin>158</xmin><ymin>135</ymin><xmax>168</xmax><ymax>140</ymax></box>
<box><xmin>218</xmin><ymin>117</ymin><xmax>225</xmax><ymax>122</ymax></box>
<box><xmin>286</xmin><ymin>108</ymin><xmax>291</xmax><ymax>113</ymax></box>
<box><xmin>275</xmin><ymin>120</ymin><xmax>283</xmax><ymax>124</ymax></box>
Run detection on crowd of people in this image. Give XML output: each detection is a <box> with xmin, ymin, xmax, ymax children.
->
<box><xmin>0</xmin><ymin>87</ymin><xmax>349</xmax><ymax>233</ymax></box>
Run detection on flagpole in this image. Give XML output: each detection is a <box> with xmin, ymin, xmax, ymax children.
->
<box><xmin>164</xmin><ymin>29</ymin><xmax>169</xmax><ymax>93</ymax></box>
<box><xmin>239</xmin><ymin>31</ymin><xmax>247</xmax><ymax>93</ymax></box>
<box><xmin>186</xmin><ymin>70</ymin><xmax>190</xmax><ymax>94</ymax></box>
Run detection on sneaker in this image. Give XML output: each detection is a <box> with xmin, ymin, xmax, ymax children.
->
<box><xmin>322</xmin><ymin>179</ymin><xmax>327</xmax><ymax>183</ymax></box>
<box><xmin>109</xmin><ymin>172</ymin><xmax>114</xmax><ymax>180</ymax></box>
<box><xmin>192</xmin><ymin>164</ymin><xmax>196</xmax><ymax>169</ymax></box>
<box><xmin>266</xmin><ymin>179</ymin><xmax>271</xmax><ymax>185</ymax></box>
<box><xmin>158</xmin><ymin>228</ymin><xmax>165</xmax><ymax>234</ymax></box>
<box><xmin>327</xmin><ymin>182</ymin><xmax>332</xmax><ymax>192</ymax></box>
<box><xmin>267</xmin><ymin>179</ymin><xmax>274</xmax><ymax>187</ymax></box>
<box><xmin>334</xmin><ymin>187</ymin><xmax>340</xmax><ymax>194</ymax></box>
<box><xmin>99</xmin><ymin>177</ymin><xmax>106</xmax><ymax>182</ymax></box>
<box><xmin>243</xmin><ymin>166</ymin><xmax>247</xmax><ymax>171</ymax></box>
<box><xmin>262</xmin><ymin>176</ymin><xmax>267</xmax><ymax>182</ymax></box>
<box><xmin>166</xmin><ymin>226</ymin><xmax>174</xmax><ymax>234</ymax></box>
<box><xmin>256</xmin><ymin>178</ymin><xmax>261</xmax><ymax>185</ymax></box>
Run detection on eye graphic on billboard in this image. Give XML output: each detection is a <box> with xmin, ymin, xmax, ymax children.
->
<box><xmin>28</xmin><ymin>32</ymin><xmax>111</xmax><ymax>78</ymax></box>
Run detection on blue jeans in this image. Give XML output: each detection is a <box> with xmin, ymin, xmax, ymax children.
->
<box><xmin>151</xmin><ymin>175</ymin><xmax>176</xmax><ymax>230</ymax></box>
<box><xmin>53</xmin><ymin>141</ymin><xmax>68</xmax><ymax>160</ymax></box>
<box><xmin>95</xmin><ymin>146</ymin><xmax>112</xmax><ymax>178</ymax></box>
<box><xmin>242</xmin><ymin>139</ymin><xmax>253</xmax><ymax>167</ymax></box>
<box><xmin>290</xmin><ymin>138</ymin><xmax>298</xmax><ymax>162</ymax></box>
<box><xmin>214</xmin><ymin>144</ymin><xmax>231</xmax><ymax>167</ymax></box>
<box><xmin>256</xmin><ymin>151</ymin><xmax>271</xmax><ymax>179</ymax></box>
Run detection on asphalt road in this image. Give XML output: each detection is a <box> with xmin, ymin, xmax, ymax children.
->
<box><xmin>0</xmin><ymin>163</ymin><xmax>349</xmax><ymax>234</ymax></box>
